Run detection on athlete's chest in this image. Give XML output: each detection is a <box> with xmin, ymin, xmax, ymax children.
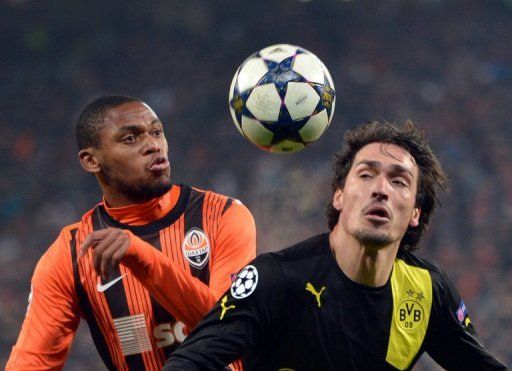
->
<box><xmin>272</xmin><ymin>259</ymin><xmax>434</xmax><ymax>370</ymax></box>
<box><xmin>72</xmin><ymin>198</ymin><xmax>217</xmax><ymax>362</ymax></box>
<box><xmin>282</xmin><ymin>274</ymin><xmax>393</xmax><ymax>357</ymax></box>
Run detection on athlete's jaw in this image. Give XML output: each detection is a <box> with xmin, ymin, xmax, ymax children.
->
<box><xmin>102</xmin><ymin>161</ymin><xmax>172</xmax><ymax>204</ymax></box>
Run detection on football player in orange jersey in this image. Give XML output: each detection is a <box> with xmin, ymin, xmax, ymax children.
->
<box><xmin>7</xmin><ymin>95</ymin><xmax>255</xmax><ymax>370</ymax></box>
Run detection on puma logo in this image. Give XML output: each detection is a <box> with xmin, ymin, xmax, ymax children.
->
<box><xmin>305</xmin><ymin>282</ymin><xmax>326</xmax><ymax>308</ymax></box>
<box><xmin>220</xmin><ymin>295</ymin><xmax>236</xmax><ymax>320</ymax></box>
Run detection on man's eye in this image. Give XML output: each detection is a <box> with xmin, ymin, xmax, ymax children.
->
<box><xmin>123</xmin><ymin>135</ymin><xmax>136</xmax><ymax>143</ymax></box>
<box><xmin>392</xmin><ymin>179</ymin><xmax>407</xmax><ymax>187</ymax></box>
<box><xmin>152</xmin><ymin>129</ymin><xmax>162</xmax><ymax>136</ymax></box>
<box><xmin>360</xmin><ymin>173</ymin><xmax>372</xmax><ymax>179</ymax></box>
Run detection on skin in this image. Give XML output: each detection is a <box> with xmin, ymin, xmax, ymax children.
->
<box><xmin>78</xmin><ymin>101</ymin><xmax>172</xmax><ymax>279</ymax></box>
<box><xmin>329</xmin><ymin>142</ymin><xmax>421</xmax><ymax>287</ymax></box>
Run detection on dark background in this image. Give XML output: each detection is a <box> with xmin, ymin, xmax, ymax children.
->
<box><xmin>1</xmin><ymin>0</ymin><xmax>511</xmax><ymax>369</ymax></box>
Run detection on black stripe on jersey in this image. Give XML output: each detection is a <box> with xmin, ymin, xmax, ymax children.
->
<box><xmin>221</xmin><ymin>198</ymin><xmax>234</xmax><ymax>215</ymax></box>
<box><xmin>184</xmin><ymin>189</ymin><xmax>210</xmax><ymax>285</ymax></box>
<box><xmin>70</xmin><ymin>228</ymin><xmax>117</xmax><ymax>371</ymax></box>
<box><xmin>92</xmin><ymin>211</ymin><xmax>146</xmax><ymax>370</ymax></box>
<box><xmin>141</xmin><ymin>232</ymin><xmax>180</xmax><ymax>358</ymax></box>
<box><xmin>95</xmin><ymin>184</ymin><xmax>191</xmax><ymax>235</ymax></box>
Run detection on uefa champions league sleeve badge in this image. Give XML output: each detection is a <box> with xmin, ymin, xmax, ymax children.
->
<box><xmin>231</xmin><ymin>265</ymin><xmax>258</xmax><ymax>299</ymax></box>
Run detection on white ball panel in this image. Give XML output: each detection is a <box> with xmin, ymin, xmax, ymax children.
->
<box><xmin>229</xmin><ymin>69</ymin><xmax>238</xmax><ymax>101</ymax></box>
<box><xmin>259</xmin><ymin>44</ymin><xmax>297</xmax><ymax>63</ymax></box>
<box><xmin>229</xmin><ymin>107</ymin><xmax>244</xmax><ymax>136</ymax></box>
<box><xmin>237</xmin><ymin>58</ymin><xmax>269</xmax><ymax>93</ymax></box>
<box><xmin>269</xmin><ymin>140</ymin><xmax>305</xmax><ymax>153</ymax></box>
<box><xmin>292</xmin><ymin>54</ymin><xmax>325</xmax><ymax>84</ymax></box>
<box><xmin>241</xmin><ymin>116</ymin><xmax>274</xmax><ymax>146</ymax></box>
<box><xmin>284</xmin><ymin>82</ymin><xmax>320</xmax><ymax>120</ymax></box>
<box><xmin>246</xmin><ymin>84</ymin><xmax>282</xmax><ymax>122</ymax></box>
<box><xmin>244</xmin><ymin>280</ymin><xmax>254</xmax><ymax>288</ymax></box>
<box><xmin>299</xmin><ymin>109</ymin><xmax>329</xmax><ymax>142</ymax></box>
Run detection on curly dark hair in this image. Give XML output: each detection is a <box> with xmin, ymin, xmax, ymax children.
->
<box><xmin>326</xmin><ymin>121</ymin><xmax>448</xmax><ymax>251</ymax></box>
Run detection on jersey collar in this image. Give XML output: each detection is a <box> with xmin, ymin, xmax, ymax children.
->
<box><xmin>102</xmin><ymin>185</ymin><xmax>180</xmax><ymax>226</ymax></box>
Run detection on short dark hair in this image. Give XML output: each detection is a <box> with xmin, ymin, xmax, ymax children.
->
<box><xmin>326</xmin><ymin>121</ymin><xmax>448</xmax><ymax>251</ymax></box>
<box><xmin>76</xmin><ymin>94</ymin><xmax>142</xmax><ymax>150</ymax></box>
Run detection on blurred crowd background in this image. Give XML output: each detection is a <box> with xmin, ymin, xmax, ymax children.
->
<box><xmin>1</xmin><ymin>0</ymin><xmax>511</xmax><ymax>369</ymax></box>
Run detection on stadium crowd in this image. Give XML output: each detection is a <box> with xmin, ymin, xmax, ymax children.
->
<box><xmin>1</xmin><ymin>0</ymin><xmax>511</xmax><ymax>369</ymax></box>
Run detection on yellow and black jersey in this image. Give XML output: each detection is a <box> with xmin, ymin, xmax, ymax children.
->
<box><xmin>165</xmin><ymin>233</ymin><xmax>507</xmax><ymax>371</ymax></box>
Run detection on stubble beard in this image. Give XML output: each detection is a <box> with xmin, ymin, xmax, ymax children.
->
<box><xmin>102</xmin><ymin>165</ymin><xmax>172</xmax><ymax>203</ymax></box>
<box><xmin>353</xmin><ymin>227</ymin><xmax>393</xmax><ymax>249</ymax></box>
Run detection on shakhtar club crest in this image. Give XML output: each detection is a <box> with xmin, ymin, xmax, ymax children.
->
<box><xmin>182</xmin><ymin>228</ymin><xmax>211</xmax><ymax>269</ymax></box>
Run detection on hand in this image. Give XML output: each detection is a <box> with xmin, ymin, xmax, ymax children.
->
<box><xmin>79</xmin><ymin>228</ymin><xmax>130</xmax><ymax>280</ymax></box>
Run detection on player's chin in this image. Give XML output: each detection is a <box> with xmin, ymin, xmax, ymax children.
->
<box><xmin>142</xmin><ymin>180</ymin><xmax>172</xmax><ymax>199</ymax></box>
<box><xmin>355</xmin><ymin>229</ymin><xmax>393</xmax><ymax>248</ymax></box>
<box><xmin>143</xmin><ymin>169</ymin><xmax>171</xmax><ymax>186</ymax></box>
<box><xmin>154</xmin><ymin>175</ymin><xmax>172</xmax><ymax>190</ymax></box>
<box><xmin>148</xmin><ymin>167</ymin><xmax>171</xmax><ymax>182</ymax></box>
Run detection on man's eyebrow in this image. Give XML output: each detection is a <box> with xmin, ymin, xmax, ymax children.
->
<box><xmin>356</xmin><ymin>160</ymin><xmax>414</xmax><ymax>178</ymax></box>
<box><xmin>117</xmin><ymin>119</ymin><xmax>162</xmax><ymax>132</ymax></box>
<box><xmin>117</xmin><ymin>124</ymin><xmax>143</xmax><ymax>133</ymax></box>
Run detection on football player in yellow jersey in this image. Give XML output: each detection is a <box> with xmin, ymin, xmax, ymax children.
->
<box><xmin>165</xmin><ymin>121</ymin><xmax>506</xmax><ymax>370</ymax></box>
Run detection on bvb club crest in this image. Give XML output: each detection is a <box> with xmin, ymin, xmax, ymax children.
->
<box><xmin>396</xmin><ymin>288</ymin><xmax>425</xmax><ymax>331</ymax></box>
<box><xmin>182</xmin><ymin>228</ymin><xmax>210</xmax><ymax>269</ymax></box>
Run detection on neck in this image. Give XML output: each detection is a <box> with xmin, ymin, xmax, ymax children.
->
<box><xmin>103</xmin><ymin>193</ymin><xmax>142</xmax><ymax>208</ymax></box>
<box><xmin>329</xmin><ymin>226</ymin><xmax>399</xmax><ymax>287</ymax></box>
<box><xmin>100</xmin><ymin>181</ymin><xmax>172</xmax><ymax>208</ymax></box>
<box><xmin>102</xmin><ymin>185</ymin><xmax>180</xmax><ymax>226</ymax></box>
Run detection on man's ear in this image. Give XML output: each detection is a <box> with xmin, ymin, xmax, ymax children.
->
<box><xmin>78</xmin><ymin>148</ymin><xmax>101</xmax><ymax>174</ymax></box>
<box><xmin>409</xmin><ymin>207</ymin><xmax>421</xmax><ymax>227</ymax></box>
<box><xmin>332</xmin><ymin>188</ymin><xmax>344</xmax><ymax>211</ymax></box>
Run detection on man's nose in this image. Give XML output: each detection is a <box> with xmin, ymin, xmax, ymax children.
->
<box><xmin>371</xmin><ymin>176</ymin><xmax>389</xmax><ymax>201</ymax></box>
<box><xmin>143</xmin><ymin>136</ymin><xmax>160</xmax><ymax>154</ymax></box>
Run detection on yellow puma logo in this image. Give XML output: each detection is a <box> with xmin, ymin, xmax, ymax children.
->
<box><xmin>305</xmin><ymin>282</ymin><xmax>326</xmax><ymax>307</ymax></box>
<box><xmin>219</xmin><ymin>295</ymin><xmax>236</xmax><ymax>320</ymax></box>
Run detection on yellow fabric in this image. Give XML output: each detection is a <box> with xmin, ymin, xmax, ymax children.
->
<box><xmin>386</xmin><ymin>259</ymin><xmax>432</xmax><ymax>370</ymax></box>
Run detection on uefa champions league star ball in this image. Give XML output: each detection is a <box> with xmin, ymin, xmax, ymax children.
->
<box><xmin>229</xmin><ymin>44</ymin><xmax>336</xmax><ymax>153</ymax></box>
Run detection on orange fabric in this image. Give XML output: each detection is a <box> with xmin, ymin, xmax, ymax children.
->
<box><xmin>123</xmin><ymin>198</ymin><xmax>256</xmax><ymax>328</ymax></box>
<box><xmin>6</xmin><ymin>226</ymin><xmax>81</xmax><ymax>371</ymax></box>
<box><xmin>7</xmin><ymin>185</ymin><xmax>255</xmax><ymax>370</ymax></box>
<box><xmin>103</xmin><ymin>185</ymin><xmax>180</xmax><ymax>226</ymax></box>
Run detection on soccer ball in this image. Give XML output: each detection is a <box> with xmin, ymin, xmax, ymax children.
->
<box><xmin>229</xmin><ymin>44</ymin><xmax>336</xmax><ymax>153</ymax></box>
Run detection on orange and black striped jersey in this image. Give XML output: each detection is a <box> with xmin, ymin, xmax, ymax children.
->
<box><xmin>7</xmin><ymin>184</ymin><xmax>255</xmax><ymax>370</ymax></box>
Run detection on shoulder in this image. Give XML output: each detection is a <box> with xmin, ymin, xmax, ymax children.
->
<box><xmin>32</xmin><ymin>222</ymin><xmax>84</xmax><ymax>290</ymax></box>
<box><xmin>269</xmin><ymin>234</ymin><xmax>331</xmax><ymax>278</ymax></box>
<box><xmin>228</xmin><ymin>234</ymin><xmax>330</xmax><ymax>305</ymax></box>
<box><xmin>190</xmin><ymin>184</ymin><xmax>231</xmax><ymax>202</ymax></box>
<box><xmin>247</xmin><ymin>234</ymin><xmax>330</xmax><ymax>284</ymax></box>
<box><xmin>271</xmin><ymin>234</ymin><xmax>330</xmax><ymax>263</ymax></box>
<box><xmin>36</xmin><ymin>207</ymin><xmax>96</xmax><ymax>275</ymax></box>
<box><xmin>189</xmin><ymin>184</ymin><xmax>253</xmax><ymax>217</ymax></box>
<box><xmin>396</xmin><ymin>249</ymin><xmax>455</xmax><ymax>294</ymax></box>
<box><xmin>41</xmin><ymin>222</ymin><xmax>81</xmax><ymax>258</ymax></box>
<box><xmin>397</xmin><ymin>249</ymin><xmax>445</xmax><ymax>274</ymax></box>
